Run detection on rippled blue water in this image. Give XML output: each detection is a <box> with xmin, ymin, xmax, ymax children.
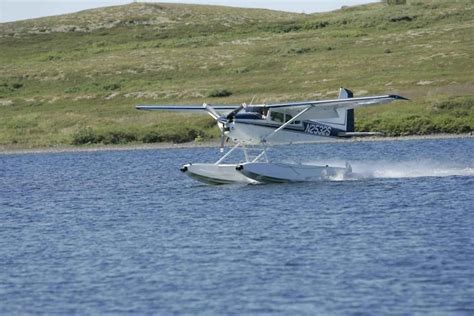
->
<box><xmin>1</xmin><ymin>138</ymin><xmax>473</xmax><ymax>314</ymax></box>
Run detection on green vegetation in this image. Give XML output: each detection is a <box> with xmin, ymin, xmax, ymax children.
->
<box><xmin>208</xmin><ymin>89</ymin><xmax>233</xmax><ymax>98</ymax></box>
<box><xmin>357</xmin><ymin>96</ymin><xmax>474</xmax><ymax>136</ymax></box>
<box><xmin>0</xmin><ymin>0</ymin><xmax>473</xmax><ymax>149</ymax></box>
<box><xmin>386</xmin><ymin>0</ymin><xmax>407</xmax><ymax>5</ymax></box>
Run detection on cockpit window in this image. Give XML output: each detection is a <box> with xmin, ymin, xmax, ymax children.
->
<box><xmin>269</xmin><ymin>111</ymin><xmax>299</xmax><ymax>123</ymax></box>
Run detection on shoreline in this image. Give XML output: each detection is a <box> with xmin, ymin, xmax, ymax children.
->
<box><xmin>0</xmin><ymin>133</ymin><xmax>472</xmax><ymax>156</ymax></box>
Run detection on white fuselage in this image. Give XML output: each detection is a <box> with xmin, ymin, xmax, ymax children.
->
<box><xmin>226</xmin><ymin>119</ymin><xmax>339</xmax><ymax>145</ymax></box>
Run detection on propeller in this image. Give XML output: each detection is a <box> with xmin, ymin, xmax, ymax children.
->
<box><xmin>202</xmin><ymin>98</ymin><xmax>253</xmax><ymax>152</ymax></box>
<box><xmin>219</xmin><ymin>104</ymin><xmax>244</xmax><ymax>152</ymax></box>
<box><xmin>226</xmin><ymin>103</ymin><xmax>244</xmax><ymax>122</ymax></box>
<box><xmin>203</xmin><ymin>103</ymin><xmax>241</xmax><ymax>152</ymax></box>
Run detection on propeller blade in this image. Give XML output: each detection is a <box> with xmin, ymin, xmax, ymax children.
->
<box><xmin>220</xmin><ymin>132</ymin><xmax>225</xmax><ymax>153</ymax></box>
<box><xmin>203</xmin><ymin>103</ymin><xmax>220</xmax><ymax>120</ymax></box>
<box><xmin>226</xmin><ymin>104</ymin><xmax>244</xmax><ymax>121</ymax></box>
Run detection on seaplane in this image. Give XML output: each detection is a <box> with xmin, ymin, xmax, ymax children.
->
<box><xmin>136</xmin><ymin>88</ymin><xmax>408</xmax><ymax>184</ymax></box>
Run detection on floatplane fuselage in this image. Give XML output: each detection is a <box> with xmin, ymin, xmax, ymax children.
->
<box><xmin>136</xmin><ymin>88</ymin><xmax>408</xmax><ymax>184</ymax></box>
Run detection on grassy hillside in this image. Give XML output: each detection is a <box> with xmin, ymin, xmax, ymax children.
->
<box><xmin>0</xmin><ymin>0</ymin><xmax>473</xmax><ymax>149</ymax></box>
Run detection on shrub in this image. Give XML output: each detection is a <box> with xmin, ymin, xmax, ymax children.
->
<box><xmin>287</xmin><ymin>47</ymin><xmax>313</xmax><ymax>55</ymax></box>
<box><xmin>261</xmin><ymin>20</ymin><xmax>328</xmax><ymax>34</ymax></box>
<box><xmin>72</xmin><ymin>127</ymin><xmax>101</xmax><ymax>145</ymax></box>
<box><xmin>303</xmin><ymin>21</ymin><xmax>329</xmax><ymax>30</ymax></box>
<box><xmin>386</xmin><ymin>0</ymin><xmax>407</xmax><ymax>5</ymax></box>
<box><xmin>103</xmin><ymin>83</ymin><xmax>120</xmax><ymax>91</ymax></box>
<box><xmin>208</xmin><ymin>89</ymin><xmax>232</xmax><ymax>98</ymax></box>
<box><xmin>11</xmin><ymin>82</ymin><xmax>23</xmax><ymax>89</ymax></box>
<box><xmin>72</xmin><ymin>128</ymin><xmax>138</xmax><ymax>145</ymax></box>
<box><xmin>142</xmin><ymin>131</ymin><xmax>163</xmax><ymax>143</ymax></box>
<box><xmin>161</xmin><ymin>133</ymin><xmax>188</xmax><ymax>144</ymax></box>
<box><xmin>47</xmin><ymin>55</ymin><xmax>62</xmax><ymax>61</ymax></box>
<box><xmin>260</xmin><ymin>21</ymin><xmax>302</xmax><ymax>33</ymax></box>
<box><xmin>390</xmin><ymin>15</ymin><xmax>415</xmax><ymax>22</ymax></box>
<box><xmin>101</xmin><ymin>130</ymin><xmax>137</xmax><ymax>144</ymax></box>
<box><xmin>64</xmin><ymin>86</ymin><xmax>80</xmax><ymax>93</ymax></box>
<box><xmin>234</xmin><ymin>67</ymin><xmax>249</xmax><ymax>74</ymax></box>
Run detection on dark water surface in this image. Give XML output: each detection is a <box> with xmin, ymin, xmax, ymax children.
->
<box><xmin>1</xmin><ymin>138</ymin><xmax>473</xmax><ymax>314</ymax></box>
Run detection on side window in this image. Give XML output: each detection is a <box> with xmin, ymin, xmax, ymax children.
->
<box><xmin>270</xmin><ymin>111</ymin><xmax>284</xmax><ymax>123</ymax></box>
<box><xmin>285</xmin><ymin>114</ymin><xmax>293</xmax><ymax>123</ymax></box>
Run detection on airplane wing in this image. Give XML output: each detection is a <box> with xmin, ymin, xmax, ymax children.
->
<box><xmin>136</xmin><ymin>104</ymin><xmax>241</xmax><ymax>116</ymax></box>
<box><xmin>261</xmin><ymin>94</ymin><xmax>408</xmax><ymax>110</ymax></box>
<box><xmin>136</xmin><ymin>94</ymin><xmax>407</xmax><ymax>120</ymax></box>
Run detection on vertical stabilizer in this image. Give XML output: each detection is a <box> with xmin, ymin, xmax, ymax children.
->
<box><xmin>338</xmin><ymin>87</ymin><xmax>353</xmax><ymax>99</ymax></box>
<box><xmin>338</xmin><ymin>87</ymin><xmax>354</xmax><ymax>132</ymax></box>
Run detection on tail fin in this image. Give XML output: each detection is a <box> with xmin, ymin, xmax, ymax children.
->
<box><xmin>338</xmin><ymin>87</ymin><xmax>354</xmax><ymax>132</ymax></box>
<box><xmin>338</xmin><ymin>87</ymin><xmax>353</xmax><ymax>99</ymax></box>
<box><xmin>335</xmin><ymin>87</ymin><xmax>382</xmax><ymax>137</ymax></box>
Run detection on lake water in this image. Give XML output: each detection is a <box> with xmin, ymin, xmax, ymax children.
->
<box><xmin>1</xmin><ymin>138</ymin><xmax>473</xmax><ymax>314</ymax></box>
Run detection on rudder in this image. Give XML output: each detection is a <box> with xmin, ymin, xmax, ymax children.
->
<box><xmin>338</xmin><ymin>87</ymin><xmax>354</xmax><ymax>132</ymax></box>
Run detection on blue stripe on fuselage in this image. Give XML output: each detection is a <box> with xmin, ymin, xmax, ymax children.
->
<box><xmin>234</xmin><ymin>119</ymin><xmax>344</xmax><ymax>137</ymax></box>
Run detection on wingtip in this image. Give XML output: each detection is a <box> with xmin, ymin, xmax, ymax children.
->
<box><xmin>136</xmin><ymin>104</ymin><xmax>152</xmax><ymax>109</ymax></box>
<box><xmin>390</xmin><ymin>94</ymin><xmax>409</xmax><ymax>101</ymax></box>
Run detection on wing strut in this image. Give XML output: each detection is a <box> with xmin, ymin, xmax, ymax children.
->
<box><xmin>215</xmin><ymin>142</ymin><xmax>241</xmax><ymax>165</ymax></box>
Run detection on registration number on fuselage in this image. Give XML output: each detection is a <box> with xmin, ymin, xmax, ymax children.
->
<box><xmin>304</xmin><ymin>122</ymin><xmax>332</xmax><ymax>137</ymax></box>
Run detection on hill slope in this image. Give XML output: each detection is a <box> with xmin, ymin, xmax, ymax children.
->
<box><xmin>0</xmin><ymin>1</ymin><xmax>473</xmax><ymax>148</ymax></box>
